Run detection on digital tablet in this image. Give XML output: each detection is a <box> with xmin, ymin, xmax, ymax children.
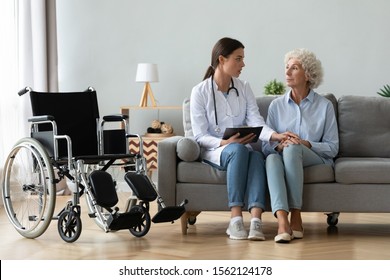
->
<box><xmin>222</xmin><ymin>126</ymin><xmax>263</xmax><ymax>143</ymax></box>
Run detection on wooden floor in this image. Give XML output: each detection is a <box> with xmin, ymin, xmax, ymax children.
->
<box><xmin>1</xmin><ymin>193</ymin><xmax>390</xmax><ymax>260</ymax></box>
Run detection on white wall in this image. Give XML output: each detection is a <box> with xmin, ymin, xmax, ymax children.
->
<box><xmin>56</xmin><ymin>0</ymin><xmax>390</xmax><ymax>135</ymax></box>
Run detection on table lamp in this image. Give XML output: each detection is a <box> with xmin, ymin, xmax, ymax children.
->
<box><xmin>135</xmin><ymin>63</ymin><xmax>159</xmax><ymax>107</ymax></box>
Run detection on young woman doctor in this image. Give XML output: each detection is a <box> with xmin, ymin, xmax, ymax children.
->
<box><xmin>190</xmin><ymin>37</ymin><xmax>293</xmax><ymax>240</ymax></box>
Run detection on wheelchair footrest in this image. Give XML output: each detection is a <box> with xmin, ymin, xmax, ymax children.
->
<box><xmin>152</xmin><ymin>206</ymin><xmax>186</xmax><ymax>223</ymax></box>
<box><xmin>109</xmin><ymin>211</ymin><xmax>143</xmax><ymax>231</ymax></box>
<box><xmin>89</xmin><ymin>170</ymin><xmax>118</xmax><ymax>208</ymax></box>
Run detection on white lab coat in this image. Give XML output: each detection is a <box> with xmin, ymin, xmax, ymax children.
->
<box><xmin>190</xmin><ymin>77</ymin><xmax>274</xmax><ymax>165</ymax></box>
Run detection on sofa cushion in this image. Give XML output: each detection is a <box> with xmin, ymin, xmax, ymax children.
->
<box><xmin>177</xmin><ymin>161</ymin><xmax>334</xmax><ymax>184</ymax></box>
<box><xmin>177</xmin><ymin>161</ymin><xmax>227</xmax><ymax>184</ymax></box>
<box><xmin>335</xmin><ymin>157</ymin><xmax>390</xmax><ymax>184</ymax></box>
<box><xmin>176</xmin><ymin>137</ymin><xmax>200</xmax><ymax>162</ymax></box>
<box><xmin>304</xmin><ymin>164</ymin><xmax>335</xmax><ymax>183</ymax></box>
<box><xmin>322</xmin><ymin>93</ymin><xmax>338</xmax><ymax>121</ymax></box>
<box><xmin>257</xmin><ymin>95</ymin><xmax>277</xmax><ymax>121</ymax></box>
<box><xmin>338</xmin><ymin>96</ymin><xmax>390</xmax><ymax>157</ymax></box>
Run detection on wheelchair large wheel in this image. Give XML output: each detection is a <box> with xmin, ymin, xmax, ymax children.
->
<box><xmin>1</xmin><ymin>137</ymin><xmax>56</xmax><ymax>239</ymax></box>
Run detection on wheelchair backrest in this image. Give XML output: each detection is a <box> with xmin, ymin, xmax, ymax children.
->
<box><xmin>29</xmin><ymin>89</ymin><xmax>100</xmax><ymax>158</ymax></box>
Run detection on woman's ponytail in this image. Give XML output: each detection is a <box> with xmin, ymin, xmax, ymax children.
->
<box><xmin>203</xmin><ymin>65</ymin><xmax>215</xmax><ymax>81</ymax></box>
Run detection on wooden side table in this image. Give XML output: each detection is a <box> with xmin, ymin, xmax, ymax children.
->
<box><xmin>120</xmin><ymin>105</ymin><xmax>182</xmax><ymax>174</ymax></box>
<box><xmin>129</xmin><ymin>135</ymin><xmax>173</xmax><ymax>175</ymax></box>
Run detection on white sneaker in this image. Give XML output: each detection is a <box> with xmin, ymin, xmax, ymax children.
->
<box><xmin>226</xmin><ymin>219</ymin><xmax>247</xmax><ymax>240</ymax></box>
<box><xmin>248</xmin><ymin>220</ymin><xmax>266</xmax><ymax>241</ymax></box>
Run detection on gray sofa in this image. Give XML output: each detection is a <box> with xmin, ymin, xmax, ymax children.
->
<box><xmin>157</xmin><ymin>94</ymin><xmax>390</xmax><ymax>234</ymax></box>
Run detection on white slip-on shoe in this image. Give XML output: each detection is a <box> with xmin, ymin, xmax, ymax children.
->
<box><xmin>292</xmin><ymin>228</ymin><xmax>304</xmax><ymax>239</ymax></box>
<box><xmin>274</xmin><ymin>232</ymin><xmax>293</xmax><ymax>243</ymax></box>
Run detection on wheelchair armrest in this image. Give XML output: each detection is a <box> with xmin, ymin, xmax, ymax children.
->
<box><xmin>28</xmin><ymin>115</ymin><xmax>72</xmax><ymax>162</ymax></box>
<box><xmin>126</xmin><ymin>133</ymin><xmax>141</xmax><ymax>138</ymax></box>
<box><xmin>28</xmin><ymin>115</ymin><xmax>55</xmax><ymax>123</ymax></box>
<box><xmin>126</xmin><ymin>133</ymin><xmax>144</xmax><ymax>156</ymax></box>
<box><xmin>99</xmin><ymin>115</ymin><xmax>132</xmax><ymax>155</ymax></box>
<box><xmin>102</xmin><ymin>114</ymin><xmax>129</xmax><ymax>122</ymax></box>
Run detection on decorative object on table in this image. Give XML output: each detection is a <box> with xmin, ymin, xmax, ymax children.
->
<box><xmin>264</xmin><ymin>79</ymin><xmax>286</xmax><ymax>95</ymax></box>
<box><xmin>377</xmin><ymin>84</ymin><xmax>390</xmax><ymax>97</ymax></box>
<box><xmin>135</xmin><ymin>63</ymin><xmax>159</xmax><ymax>107</ymax></box>
<box><xmin>146</xmin><ymin>120</ymin><xmax>174</xmax><ymax>136</ymax></box>
<box><xmin>161</xmin><ymin>123</ymin><xmax>173</xmax><ymax>134</ymax></box>
<box><xmin>151</xmin><ymin>119</ymin><xmax>162</xmax><ymax>130</ymax></box>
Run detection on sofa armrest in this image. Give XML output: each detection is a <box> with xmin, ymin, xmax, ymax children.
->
<box><xmin>157</xmin><ymin>136</ymin><xmax>183</xmax><ymax>206</ymax></box>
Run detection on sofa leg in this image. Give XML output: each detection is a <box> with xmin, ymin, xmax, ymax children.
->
<box><xmin>180</xmin><ymin>213</ymin><xmax>189</xmax><ymax>235</ymax></box>
<box><xmin>180</xmin><ymin>211</ymin><xmax>201</xmax><ymax>235</ymax></box>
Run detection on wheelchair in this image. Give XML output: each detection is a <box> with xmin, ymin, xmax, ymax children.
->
<box><xmin>1</xmin><ymin>87</ymin><xmax>186</xmax><ymax>243</ymax></box>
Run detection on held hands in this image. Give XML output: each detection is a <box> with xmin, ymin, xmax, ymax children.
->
<box><xmin>220</xmin><ymin>132</ymin><xmax>256</xmax><ymax>146</ymax></box>
<box><xmin>272</xmin><ymin>131</ymin><xmax>312</xmax><ymax>152</ymax></box>
<box><xmin>220</xmin><ymin>131</ymin><xmax>312</xmax><ymax>149</ymax></box>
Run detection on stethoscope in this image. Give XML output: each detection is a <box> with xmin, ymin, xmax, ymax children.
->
<box><xmin>211</xmin><ymin>76</ymin><xmax>240</xmax><ymax>133</ymax></box>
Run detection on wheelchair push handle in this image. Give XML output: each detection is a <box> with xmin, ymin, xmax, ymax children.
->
<box><xmin>18</xmin><ymin>87</ymin><xmax>32</xmax><ymax>96</ymax></box>
<box><xmin>179</xmin><ymin>199</ymin><xmax>189</xmax><ymax>207</ymax></box>
<box><xmin>85</xmin><ymin>86</ymin><xmax>95</xmax><ymax>92</ymax></box>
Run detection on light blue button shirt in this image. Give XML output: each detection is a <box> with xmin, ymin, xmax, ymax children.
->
<box><xmin>262</xmin><ymin>90</ymin><xmax>339</xmax><ymax>165</ymax></box>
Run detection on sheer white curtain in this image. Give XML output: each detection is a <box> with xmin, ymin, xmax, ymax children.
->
<box><xmin>0</xmin><ymin>0</ymin><xmax>58</xmax><ymax>196</ymax></box>
<box><xmin>19</xmin><ymin>0</ymin><xmax>58</xmax><ymax>92</ymax></box>
<box><xmin>0</xmin><ymin>1</ymin><xmax>19</xmax><ymax>166</ymax></box>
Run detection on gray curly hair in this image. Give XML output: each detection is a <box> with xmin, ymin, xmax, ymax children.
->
<box><xmin>284</xmin><ymin>48</ymin><xmax>323</xmax><ymax>89</ymax></box>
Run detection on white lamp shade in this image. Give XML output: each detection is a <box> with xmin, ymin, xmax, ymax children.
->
<box><xmin>135</xmin><ymin>63</ymin><xmax>159</xmax><ymax>82</ymax></box>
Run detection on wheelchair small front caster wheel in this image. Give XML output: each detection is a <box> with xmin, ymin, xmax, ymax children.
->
<box><xmin>129</xmin><ymin>205</ymin><xmax>151</xmax><ymax>237</ymax></box>
<box><xmin>58</xmin><ymin>209</ymin><xmax>82</xmax><ymax>243</ymax></box>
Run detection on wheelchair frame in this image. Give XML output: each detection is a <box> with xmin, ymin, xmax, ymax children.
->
<box><xmin>1</xmin><ymin>87</ymin><xmax>186</xmax><ymax>243</ymax></box>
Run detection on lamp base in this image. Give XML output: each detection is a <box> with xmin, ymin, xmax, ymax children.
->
<box><xmin>139</xmin><ymin>82</ymin><xmax>157</xmax><ymax>107</ymax></box>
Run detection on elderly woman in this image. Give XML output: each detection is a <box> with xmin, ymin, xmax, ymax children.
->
<box><xmin>262</xmin><ymin>49</ymin><xmax>339</xmax><ymax>243</ymax></box>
